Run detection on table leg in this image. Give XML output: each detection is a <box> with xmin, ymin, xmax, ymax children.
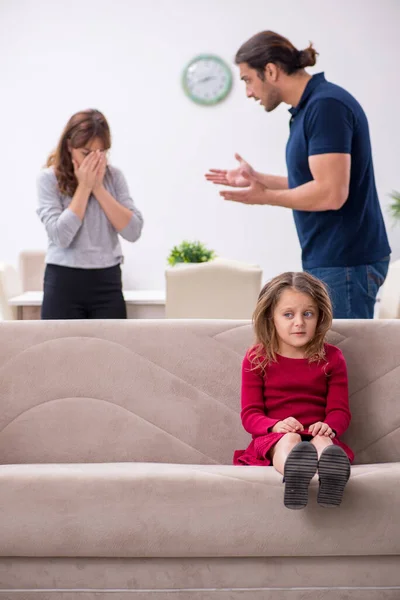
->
<box><xmin>22</xmin><ymin>306</ymin><xmax>41</xmax><ymax>320</ymax></box>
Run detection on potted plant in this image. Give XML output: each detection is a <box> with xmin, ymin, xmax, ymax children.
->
<box><xmin>389</xmin><ymin>191</ymin><xmax>400</xmax><ymax>223</ymax></box>
<box><xmin>167</xmin><ymin>240</ymin><xmax>216</xmax><ymax>266</ymax></box>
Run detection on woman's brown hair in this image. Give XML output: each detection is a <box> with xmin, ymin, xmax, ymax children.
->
<box><xmin>235</xmin><ymin>31</ymin><xmax>318</xmax><ymax>78</ymax></box>
<box><xmin>249</xmin><ymin>272</ymin><xmax>332</xmax><ymax>371</ymax></box>
<box><xmin>47</xmin><ymin>109</ymin><xmax>111</xmax><ymax>197</ymax></box>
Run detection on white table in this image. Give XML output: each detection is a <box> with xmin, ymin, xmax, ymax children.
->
<box><xmin>8</xmin><ymin>290</ymin><xmax>166</xmax><ymax>320</ymax></box>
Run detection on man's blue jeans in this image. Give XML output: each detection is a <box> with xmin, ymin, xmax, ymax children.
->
<box><xmin>305</xmin><ymin>258</ymin><xmax>390</xmax><ymax>319</ymax></box>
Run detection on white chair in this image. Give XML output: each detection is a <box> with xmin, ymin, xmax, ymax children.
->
<box><xmin>0</xmin><ymin>263</ymin><xmax>22</xmax><ymax>320</ymax></box>
<box><xmin>378</xmin><ymin>259</ymin><xmax>400</xmax><ymax>319</ymax></box>
<box><xmin>165</xmin><ymin>257</ymin><xmax>263</xmax><ymax>319</ymax></box>
<box><xmin>19</xmin><ymin>250</ymin><xmax>46</xmax><ymax>292</ymax></box>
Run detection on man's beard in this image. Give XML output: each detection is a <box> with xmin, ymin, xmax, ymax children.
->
<box><xmin>264</xmin><ymin>88</ymin><xmax>281</xmax><ymax>112</ymax></box>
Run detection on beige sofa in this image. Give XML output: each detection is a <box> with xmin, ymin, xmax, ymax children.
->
<box><xmin>0</xmin><ymin>319</ymin><xmax>399</xmax><ymax>599</ymax></box>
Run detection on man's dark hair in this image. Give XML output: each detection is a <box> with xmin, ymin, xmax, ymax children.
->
<box><xmin>235</xmin><ymin>31</ymin><xmax>318</xmax><ymax>79</ymax></box>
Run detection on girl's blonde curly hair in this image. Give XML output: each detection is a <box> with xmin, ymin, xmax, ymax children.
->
<box><xmin>249</xmin><ymin>271</ymin><xmax>333</xmax><ymax>371</ymax></box>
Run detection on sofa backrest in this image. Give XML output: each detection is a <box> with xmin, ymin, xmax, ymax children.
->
<box><xmin>0</xmin><ymin>320</ymin><xmax>398</xmax><ymax>465</ymax></box>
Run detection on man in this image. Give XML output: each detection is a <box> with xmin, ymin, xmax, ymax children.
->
<box><xmin>206</xmin><ymin>31</ymin><xmax>391</xmax><ymax>319</ymax></box>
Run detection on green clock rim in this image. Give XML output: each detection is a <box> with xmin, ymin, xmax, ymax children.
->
<box><xmin>182</xmin><ymin>54</ymin><xmax>233</xmax><ymax>106</ymax></box>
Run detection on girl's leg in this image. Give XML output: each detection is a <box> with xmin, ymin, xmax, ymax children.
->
<box><xmin>310</xmin><ymin>435</ymin><xmax>333</xmax><ymax>456</ymax></box>
<box><xmin>270</xmin><ymin>433</ymin><xmax>302</xmax><ymax>475</ymax></box>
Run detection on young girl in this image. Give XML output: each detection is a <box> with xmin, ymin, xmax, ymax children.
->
<box><xmin>234</xmin><ymin>272</ymin><xmax>353</xmax><ymax>510</ymax></box>
<box><xmin>37</xmin><ymin>109</ymin><xmax>143</xmax><ymax>319</ymax></box>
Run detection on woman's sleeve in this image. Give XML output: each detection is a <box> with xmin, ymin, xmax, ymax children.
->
<box><xmin>36</xmin><ymin>170</ymin><xmax>82</xmax><ymax>248</ymax></box>
<box><xmin>240</xmin><ymin>353</ymin><xmax>279</xmax><ymax>435</ymax></box>
<box><xmin>111</xmin><ymin>167</ymin><xmax>144</xmax><ymax>243</ymax></box>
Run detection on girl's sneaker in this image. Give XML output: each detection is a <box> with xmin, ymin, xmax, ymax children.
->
<box><xmin>317</xmin><ymin>445</ymin><xmax>351</xmax><ymax>507</ymax></box>
<box><xmin>283</xmin><ymin>441</ymin><xmax>318</xmax><ymax>510</ymax></box>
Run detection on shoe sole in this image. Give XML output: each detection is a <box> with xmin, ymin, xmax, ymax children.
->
<box><xmin>317</xmin><ymin>445</ymin><xmax>351</xmax><ymax>508</ymax></box>
<box><xmin>283</xmin><ymin>442</ymin><xmax>318</xmax><ymax>510</ymax></box>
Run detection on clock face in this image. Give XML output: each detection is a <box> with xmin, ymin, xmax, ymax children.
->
<box><xmin>182</xmin><ymin>54</ymin><xmax>232</xmax><ymax>106</ymax></box>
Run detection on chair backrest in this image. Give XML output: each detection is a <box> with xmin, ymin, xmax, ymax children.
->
<box><xmin>378</xmin><ymin>259</ymin><xmax>400</xmax><ymax>318</ymax></box>
<box><xmin>18</xmin><ymin>250</ymin><xmax>46</xmax><ymax>292</ymax></box>
<box><xmin>165</xmin><ymin>258</ymin><xmax>263</xmax><ymax>319</ymax></box>
<box><xmin>0</xmin><ymin>264</ymin><xmax>22</xmax><ymax>320</ymax></box>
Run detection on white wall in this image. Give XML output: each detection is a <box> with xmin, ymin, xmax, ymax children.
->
<box><xmin>0</xmin><ymin>0</ymin><xmax>399</xmax><ymax>289</ymax></box>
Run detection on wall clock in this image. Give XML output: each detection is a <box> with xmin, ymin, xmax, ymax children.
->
<box><xmin>182</xmin><ymin>54</ymin><xmax>232</xmax><ymax>106</ymax></box>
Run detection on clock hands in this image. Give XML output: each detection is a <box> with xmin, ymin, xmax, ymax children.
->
<box><xmin>197</xmin><ymin>75</ymin><xmax>216</xmax><ymax>84</ymax></box>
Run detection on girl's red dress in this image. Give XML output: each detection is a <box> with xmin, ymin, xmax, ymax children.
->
<box><xmin>234</xmin><ymin>343</ymin><xmax>354</xmax><ymax>465</ymax></box>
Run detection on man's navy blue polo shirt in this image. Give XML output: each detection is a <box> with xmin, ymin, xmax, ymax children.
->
<box><xmin>286</xmin><ymin>72</ymin><xmax>391</xmax><ymax>268</ymax></box>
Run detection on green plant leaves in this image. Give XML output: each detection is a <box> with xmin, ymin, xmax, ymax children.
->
<box><xmin>389</xmin><ymin>191</ymin><xmax>400</xmax><ymax>222</ymax></box>
<box><xmin>167</xmin><ymin>240</ymin><xmax>216</xmax><ymax>266</ymax></box>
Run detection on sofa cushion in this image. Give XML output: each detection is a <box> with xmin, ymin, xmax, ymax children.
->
<box><xmin>0</xmin><ymin>462</ymin><xmax>398</xmax><ymax>557</ymax></box>
<box><xmin>0</xmin><ymin>320</ymin><xmax>399</xmax><ymax>466</ymax></box>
